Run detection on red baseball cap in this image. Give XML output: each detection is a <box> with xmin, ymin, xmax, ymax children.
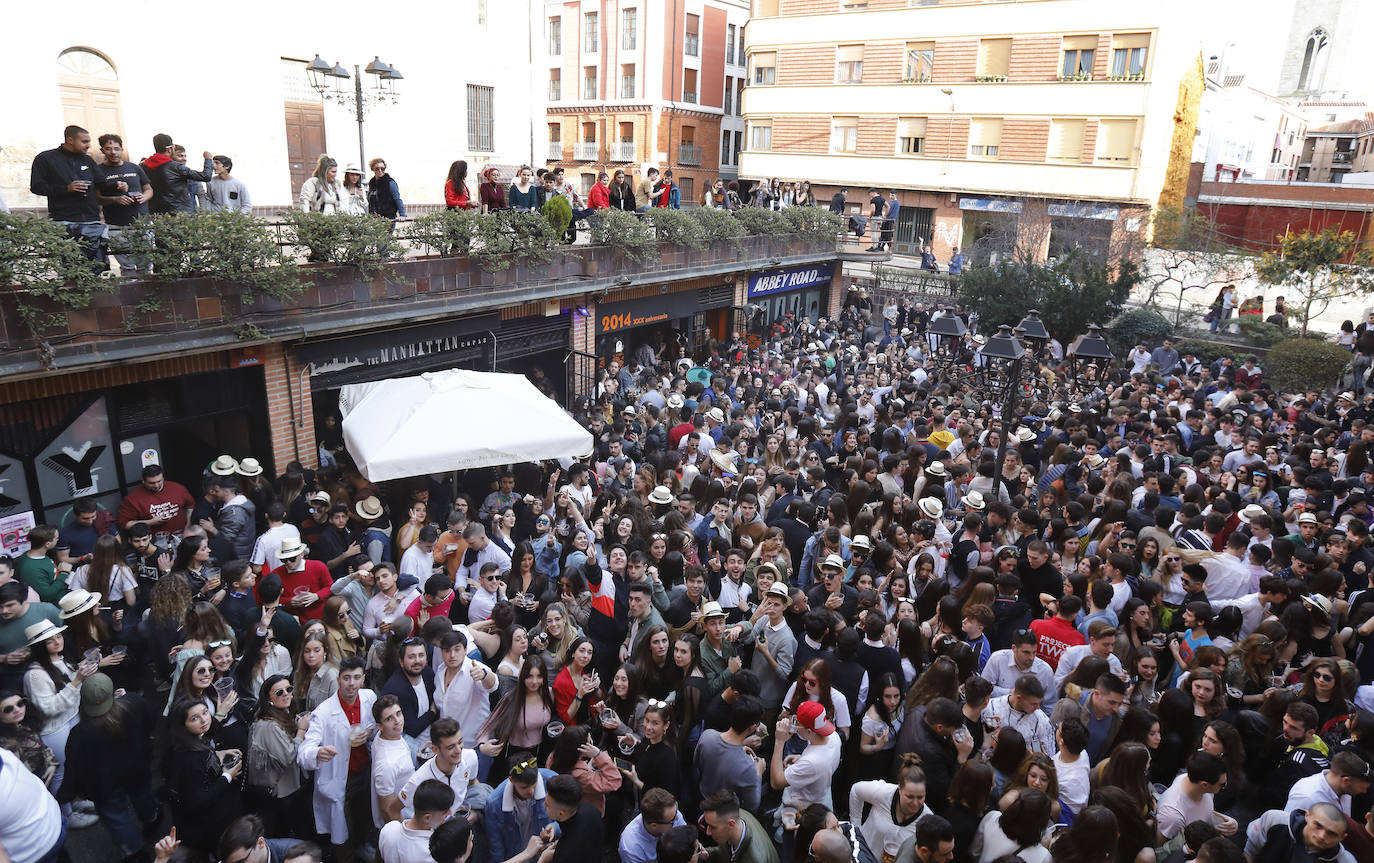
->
<box><xmin>796</xmin><ymin>701</ymin><xmax>835</xmax><ymax>736</ymax></box>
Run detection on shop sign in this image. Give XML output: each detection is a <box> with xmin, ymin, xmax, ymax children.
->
<box><xmin>596</xmin><ymin>291</ymin><xmax>709</xmax><ymax>336</ymax></box>
<box><xmin>0</xmin><ymin>511</ymin><xmax>35</xmax><ymax>555</ymax></box>
<box><xmin>746</xmin><ymin>262</ymin><xmax>837</xmax><ymax>299</ymax></box>
<box><xmin>1048</xmin><ymin>202</ymin><xmax>1120</xmax><ymax>221</ymax></box>
<box><xmin>296</xmin><ymin>315</ymin><xmax>500</xmax><ymax>378</ymax></box>
<box><xmin>958</xmin><ymin>197</ymin><xmax>1023</xmax><ymax>213</ymax></box>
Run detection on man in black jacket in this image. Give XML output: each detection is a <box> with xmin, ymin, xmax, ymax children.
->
<box><xmin>29</xmin><ymin>125</ymin><xmax>105</xmax><ymax>266</ymax></box>
<box><xmin>894</xmin><ymin>698</ymin><xmax>974</xmax><ymax>809</ymax></box>
<box><xmin>379</xmin><ymin>639</ymin><xmax>437</xmax><ymax>741</ymax></box>
<box><xmin>140</xmin><ymin>133</ymin><xmax>213</xmax><ymax>214</ymax></box>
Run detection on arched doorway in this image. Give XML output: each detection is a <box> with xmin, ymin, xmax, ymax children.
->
<box><xmin>57</xmin><ymin>47</ymin><xmax>125</xmax><ymax>143</ymax></box>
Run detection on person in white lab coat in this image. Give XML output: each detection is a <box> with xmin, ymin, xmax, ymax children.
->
<box><xmin>298</xmin><ymin>656</ymin><xmax>377</xmax><ymax>851</ymax></box>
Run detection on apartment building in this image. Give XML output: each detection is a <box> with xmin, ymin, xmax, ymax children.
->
<box><xmin>544</xmin><ymin>0</ymin><xmax>749</xmax><ymax>203</ymax></box>
<box><xmin>741</xmin><ymin>0</ymin><xmax>1207</xmax><ymax>263</ymax></box>
<box><xmin>1298</xmin><ymin>118</ymin><xmax>1374</xmax><ymax>183</ymax></box>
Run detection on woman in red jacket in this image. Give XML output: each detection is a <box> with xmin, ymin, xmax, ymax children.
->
<box><xmin>443</xmin><ymin>160</ymin><xmax>475</xmax><ymax>210</ymax></box>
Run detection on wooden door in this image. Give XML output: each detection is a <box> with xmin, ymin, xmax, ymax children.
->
<box><xmin>284</xmin><ymin>102</ymin><xmax>327</xmax><ymax>200</ymax></box>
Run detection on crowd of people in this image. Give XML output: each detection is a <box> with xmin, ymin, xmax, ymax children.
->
<box><xmin>5</xmin><ymin>285</ymin><xmax>1374</xmax><ymax>863</ymax></box>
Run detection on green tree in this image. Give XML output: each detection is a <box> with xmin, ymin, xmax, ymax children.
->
<box><xmin>1255</xmin><ymin>226</ymin><xmax>1374</xmax><ymax>336</ymax></box>
<box><xmin>958</xmin><ymin>251</ymin><xmax>1140</xmax><ymax>342</ymax></box>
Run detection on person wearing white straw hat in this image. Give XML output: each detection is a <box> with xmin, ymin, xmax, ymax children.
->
<box><xmin>22</xmin><ymin>618</ymin><xmax>96</xmax><ymax>810</ymax></box>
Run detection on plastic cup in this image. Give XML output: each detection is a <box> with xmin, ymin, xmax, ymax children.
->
<box><xmin>112</xmin><ymin>645</ymin><xmax>128</xmax><ymax>657</ymax></box>
<box><xmin>600</xmin><ymin>707</ymin><xmax>619</xmax><ymax>726</ymax></box>
<box><xmin>779</xmin><ymin>807</ymin><xmax>798</xmax><ymax>830</ymax></box>
<box><xmin>83</xmin><ymin>647</ymin><xmax>103</xmax><ymax>665</ymax></box>
<box><xmin>619</xmin><ymin>733</ymin><xmax>639</xmax><ymax>754</ymax></box>
<box><xmin>214</xmin><ymin>678</ymin><xmax>236</xmax><ymax>700</ymax></box>
<box><xmin>546</xmin><ymin>720</ymin><xmax>565</xmax><ymax>738</ymax></box>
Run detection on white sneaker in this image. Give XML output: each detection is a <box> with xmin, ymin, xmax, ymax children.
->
<box><xmin>73</xmin><ymin>800</ymin><xmax>96</xmax><ymax>813</ymax></box>
<box><xmin>68</xmin><ymin>811</ymin><xmax>100</xmax><ymax>829</ymax></box>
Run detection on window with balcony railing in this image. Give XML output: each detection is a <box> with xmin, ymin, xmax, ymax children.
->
<box><xmin>583</xmin><ymin>68</ymin><xmax>598</xmax><ymax>99</ymax></box>
<box><xmin>547</xmin><ymin>141</ymin><xmax>563</xmax><ymax>161</ymax></box>
<box><xmin>685</xmin><ymin>15</ymin><xmax>699</xmax><ymax>56</ymax></box>
<box><xmin>621</xmin><ymin>65</ymin><xmax>635</xmax><ymax>99</ymax></box>
<box><xmin>549</xmin><ymin>18</ymin><xmax>561</xmax><ymax>55</ymax></box>
<box><xmin>548</xmin><ymin>70</ymin><xmax>561</xmax><ymax>101</ymax></box>
<box><xmin>574</xmin><ymin>141</ymin><xmax>599</xmax><ymax>161</ymax></box>
<box><xmin>679</xmin><ymin>144</ymin><xmax>702</xmax><ymax>165</ymax></box>
<box><xmin>622</xmin><ymin>9</ymin><xmax>636</xmax><ymax>50</ymax></box>
<box><xmin>610</xmin><ymin>141</ymin><xmax>636</xmax><ymax>161</ymax></box>
<box><xmin>683</xmin><ymin>69</ymin><xmax>697</xmax><ymax>103</ymax></box>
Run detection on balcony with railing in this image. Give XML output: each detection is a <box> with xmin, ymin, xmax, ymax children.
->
<box><xmin>685</xmin><ymin>33</ymin><xmax>699</xmax><ymax>56</ymax></box>
<box><xmin>1333</xmin><ymin>150</ymin><xmax>1353</xmax><ymax>164</ymax></box>
<box><xmin>609</xmin><ymin>141</ymin><xmax>636</xmax><ymax>162</ymax></box>
<box><xmin>678</xmin><ymin>144</ymin><xmax>702</xmax><ymax>166</ymax></box>
<box><xmin>682</xmin><ymin>90</ymin><xmax>697</xmax><ymax>104</ymax></box>
<box><xmin>547</xmin><ymin>142</ymin><xmax>565</xmax><ymax>161</ymax></box>
<box><xmin>574</xmin><ymin>141</ymin><xmax>599</xmax><ymax>161</ymax></box>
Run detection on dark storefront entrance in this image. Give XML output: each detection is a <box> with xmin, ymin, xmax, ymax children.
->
<box><xmin>593</xmin><ymin>284</ymin><xmax>736</xmax><ymax>365</ymax></box>
<box><xmin>745</xmin><ymin>262</ymin><xmax>834</xmax><ymax>336</ymax></box>
<box><xmin>0</xmin><ymin>367</ymin><xmax>270</xmax><ymax>545</ymax></box>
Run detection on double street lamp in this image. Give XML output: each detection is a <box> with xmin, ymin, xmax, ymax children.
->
<box><xmin>925</xmin><ymin>308</ymin><xmax>1114</xmax><ymax>500</ymax></box>
<box><xmin>305</xmin><ymin>55</ymin><xmax>405</xmax><ymax>180</ymax></box>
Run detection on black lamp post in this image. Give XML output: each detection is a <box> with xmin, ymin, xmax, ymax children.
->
<box><xmin>1066</xmin><ymin>325</ymin><xmax>1115</xmax><ymax>397</ymax></box>
<box><xmin>975</xmin><ymin>324</ymin><xmax>1028</xmax><ymax>502</ymax></box>
<box><xmin>1016</xmin><ymin>309</ymin><xmax>1050</xmax><ymax>361</ymax></box>
<box><xmin>306</xmin><ymin>54</ymin><xmax>403</xmax><ymax>178</ymax></box>
<box><xmin>927</xmin><ymin>307</ymin><xmax>968</xmax><ymax>376</ymax></box>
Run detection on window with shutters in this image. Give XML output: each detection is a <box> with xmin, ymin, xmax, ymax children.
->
<box><xmin>1048</xmin><ymin>119</ymin><xmax>1086</xmax><ymax>161</ymax></box>
<box><xmin>685</xmin><ymin>14</ymin><xmax>699</xmax><ymax>57</ymax></box>
<box><xmin>750</xmin><ymin>121</ymin><xmax>772</xmax><ymax>151</ymax></box>
<box><xmin>1061</xmin><ymin>35</ymin><xmax>1096</xmax><ymax>80</ymax></box>
<box><xmin>977</xmin><ymin>39</ymin><xmax>1010</xmax><ymax>81</ymax></box>
<box><xmin>1110</xmin><ymin>33</ymin><xmax>1149</xmax><ymax>79</ymax></box>
<box><xmin>584</xmin><ymin>12</ymin><xmax>599</xmax><ymax>53</ymax></box>
<box><xmin>1097</xmin><ymin>118</ymin><xmax>1137</xmax><ymax>162</ymax></box>
<box><xmin>549</xmin><ymin>18</ymin><xmax>562</xmax><ymax>55</ymax></box>
<box><xmin>727</xmin><ymin>26</ymin><xmax>736</xmax><ymax>64</ymax></box>
<box><xmin>724</xmin><ymin>76</ymin><xmax>733</xmax><ymax>114</ymax></box>
<box><xmin>905</xmin><ymin>42</ymin><xmax>934</xmax><ymax>82</ymax></box>
<box><xmin>582</xmin><ymin>122</ymin><xmax>597</xmax><ymax>142</ymax></box>
<box><xmin>548</xmin><ymin>69</ymin><xmax>561</xmax><ymax>101</ymax></box>
<box><xmin>622</xmin><ymin>9</ymin><xmax>637</xmax><ymax>50</ymax></box>
<box><xmin>752</xmin><ymin>52</ymin><xmax>776</xmax><ymax>85</ymax></box>
<box><xmin>583</xmin><ymin>66</ymin><xmax>598</xmax><ymax>99</ymax></box>
<box><xmin>836</xmin><ymin>45</ymin><xmax>864</xmax><ymax>84</ymax></box>
<box><xmin>831</xmin><ymin>116</ymin><xmax>858</xmax><ymax>153</ymax></box>
<box><xmin>466</xmin><ymin>84</ymin><xmax>493</xmax><ymax>151</ymax></box>
<box><xmin>549</xmin><ymin>124</ymin><xmax>561</xmax><ymax>143</ymax></box>
<box><xmin>621</xmin><ymin>64</ymin><xmax>636</xmax><ymax>99</ymax></box>
<box><xmin>683</xmin><ymin>68</ymin><xmax>697</xmax><ymax>103</ymax></box>
<box><xmin>722</xmin><ymin>130</ymin><xmax>732</xmax><ymax>165</ymax></box>
<box><xmin>898</xmin><ymin>117</ymin><xmax>927</xmax><ymax>155</ymax></box>
<box><xmin>969</xmin><ymin>117</ymin><xmax>1002</xmax><ymax>159</ymax></box>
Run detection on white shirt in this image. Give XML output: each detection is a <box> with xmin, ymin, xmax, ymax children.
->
<box><xmin>1053</xmin><ymin>646</ymin><xmax>1123</xmax><ymax>694</ymax></box>
<box><xmin>1156</xmin><ymin>775</ymin><xmax>1213</xmax><ymax>840</ymax></box>
<box><xmin>1202</xmin><ymin>553</ymin><xmax>1251</xmax><ymax>602</ymax></box>
<box><xmin>783</xmin><ymin>732</ymin><xmax>843</xmax><ymax>809</ymax></box>
<box><xmin>251</xmin><ymin>523</ymin><xmax>301</xmax><ymax>572</ymax></box>
<box><xmin>848</xmin><ymin>780</ymin><xmax>929</xmax><ymax>857</ymax></box>
<box><xmin>972</xmin><ymin>810</ymin><xmax>1051</xmax><ymax>863</ymax></box>
<box><xmin>371</xmin><ymin>735</ymin><xmax>417</xmax><ymax>828</ymax></box>
<box><xmin>67</xmin><ymin>563</ymin><xmax>137</xmax><ymax>601</ymax></box>
<box><xmin>1211</xmin><ymin>593</ymin><xmax>1268</xmax><ymax>638</ymax></box>
<box><xmin>399</xmin><ymin>543</ymin><xmax>435</xmax><ymax>584</ymax></box>
<box><xmin>1054</xmin><ymin>751</ymin><xmax>1091</xmax><ymax>814</ymax></box>
<box><xmin>378</xmin><ymin>820</ymin><xmax>436</xmax><ymax>863</ymax></box>
<box><xmin>433</xmin><ymin>660</ymin><xmax>498</xmax><ymax>751</ymax></box>
<box><xmin>982</xmin><ymin>650</ymin><xmax>1057</xmax><ymax>711</ymax></box>
<box><xmin>1285</xmin><ymin>771</ymin><xmax>1348</xmax><ymax>815</ymax></box>
<box><xmin>0</xmin><ymin>747</ymin><xmax>61</xmax><ymax>863</ymax></box>
<box><xmin>398</xmin><ymin>749</ymin><xmax>479</xmax><ymax>819</ymax></box>
<box><xmin>468</xmin><ymin>584</ymin><xmax>501</xmax><ymax>623</ymax></box>
<box><xmin>982</xmin><ymin>696</ymin><xmax>1055</xmax><ymax>754</ymax></box>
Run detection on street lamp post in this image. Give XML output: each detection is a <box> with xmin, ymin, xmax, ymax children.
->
<box><xmin>305</xmin><ymin>54</ymin><xmax>404</xmax><ymax>175</ymax></box>
<box><xmin>976</xmin><ymin>324</ymin><xmax>1028</xmax><ymax>503</ymax></box>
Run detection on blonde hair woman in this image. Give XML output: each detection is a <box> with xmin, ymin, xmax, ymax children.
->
<box><xmin>298</xmin><ymin>154</ymin><xmax>345</xmax><ymax>213</ymax></box>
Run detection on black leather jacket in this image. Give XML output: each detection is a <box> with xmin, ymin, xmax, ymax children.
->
<box><xmin>141</xmin><ymin>153</ymin><xmax>213</xmax><ymax>214</ymax></box>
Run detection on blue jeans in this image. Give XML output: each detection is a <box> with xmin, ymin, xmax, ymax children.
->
<box><xmin>56</xmin><ymin>220</ymin><xmax>107</xmax><ymax>268</ymax></box>
<box><xmin>34</xmin><ymin>817</ymin><xmax>67</xmax><ymax>863</ymax></box>
<box><xmin>94</xmin><ymin>789</ymin><xmax>157</xmax><ymax>857</ymax></box>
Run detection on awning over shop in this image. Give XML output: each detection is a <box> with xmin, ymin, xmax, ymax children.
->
<box><xmin>340</xmin><ymin>369</ymin><xmax>593</xmax><ymax>482</ymax></box>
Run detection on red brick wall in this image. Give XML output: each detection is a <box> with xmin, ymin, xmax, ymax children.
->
<box><xmin>1010</xmin><ymin>35</ymin><xmax>1061</xmax><ymax>81</ymax></box>
<box><xmin>777</xmin><ymin>45</ymin><xmax>835</xmax><ymax>86</ymax></box>
<box><xmin>701</xmin><ymin>6</ymin><xmax>727</xmax><ymax>110</ymax></box>
<box><xmin>265</xmin><ymin>343</ymin><xmax>317</xmax><ymax>470</ymax></box>
<box><xmin>925</xmin><ymin>116</ymin><xmax>970</xmax><ymax>161</ymax></box>
<box><xmin>1001</xmin><ymin>118</ymin><xmax>1050</xmax><ymax>162</ymax></box>
<box><xmin>864</xmin><ymin>43</ymin><xmax>904</xmax><ymax>84</ymax></box>
<box><xmin>934</xmin><ymin>40</ymin><xmax>977</xmax><ymax>83</ymax></box>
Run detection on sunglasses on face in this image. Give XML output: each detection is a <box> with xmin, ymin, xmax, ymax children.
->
<box><xmin>272</xmin><ymin>684</ymin><xmax>294</xmax><ymax>697</ymax></box>
<box><xmin>1</xmin><ymin>698</ymin><xmax>25</xmax><ymax>714</ymax></box>
<box><xmin>1314</xmin><ymin>672</ymin><xmax>1334</xmax><ymax>682</ymax></box>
